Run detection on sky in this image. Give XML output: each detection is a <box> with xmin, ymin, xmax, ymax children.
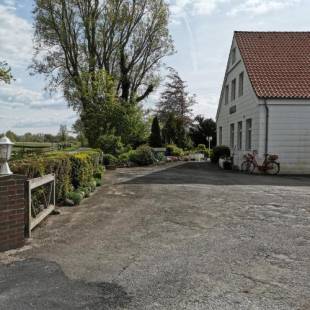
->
<box><xmin>0</xmin><ymin>0</ymin><xmax>309</xmax><ymax>135</ymax></box>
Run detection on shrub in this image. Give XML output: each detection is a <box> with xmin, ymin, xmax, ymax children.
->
<box><xmin>102</xmin><ymin>154</ymin><xmax>118</xmax><ymax>166</ymax></box>
<box><xmin>97</xmin><ymin>134</ymin><xmax>124</xmax><ymax>156</ymax></box>
<box><xmin>118</xmin><ymin>152</ymin><xmax>131</xmax><ymax>166</ymax></box>
<box><xmin>67</xmin><ymin>191</ymin><xmax>83</xmax><ymax>205</ymax></box>
<box><xmin>166</xmin><ymin>144</ymin><xmax>183</xmax><ymax>157</ymax></box>
<box><xmin>196</xmin><ymin>144</ymin><xmax>210</xmax><ymax>158</ymax></box>
<box><xmin>11</xmin><ymin>149</ymin><xmax>103</xmax><ymax>203</ymax></box>
<box><xmin>95</xmin><ymin>178</ymin><xmax>102</xmax><ymax>187</ymax></box>
<box><xmin>211</xmin><ymin>146</ymin><xmax>231</xmax><ymax>163</ymax></box>
<box><xmin>129</xmin><ymin>145</ymin><xmax>156</xmax><ymax>166</ymax></box>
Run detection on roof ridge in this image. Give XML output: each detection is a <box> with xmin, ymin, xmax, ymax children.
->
<box><xmin>234</xmin><ymin>31</ymin><xmax>310</xmax><ymax>34</ymax></box>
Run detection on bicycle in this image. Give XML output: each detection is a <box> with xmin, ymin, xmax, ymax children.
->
<box><xmin>241</xmin><ymin>151</ymin><xmax>280</xmax><ymax>175</ymax></box>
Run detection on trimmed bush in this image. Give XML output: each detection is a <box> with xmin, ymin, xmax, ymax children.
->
<box><xmin>11</xmin><ymin>149</ymin><xmax>103</xmax><ymax>203</ymax></box>
<box><xmin>97</xmin><ymin>134</ymin><xmax>124</xmax><ymax>156</ymax></box>
<box><xmin>195</xmin><ymin>144</ymin><xmax>210</xmax><ymax>158</ymax></box>
<box><xmin>118</xmin><ymin>152</ymin><xmax>131</xmax><ymax>166</ymax></box>
<box><xmin>211</xmin><ymin>146</ymin><xmax>231</xmax><ymax>163</ymax></box>
<box><xmin>67</xmin><ymin>191</ymin><xmax>83</xmax><ymax>205</ymax></box>
<box><xmin>129</xmin><ymin>145</ymin><xmax>156</xmax><ymax>166</ymax></box>
<box><xmin>166</xmin><ymin>144</ymin><xmax>183</xmax><ymax>157</ymax></box>
<box><xmin>102</xmin><ymin>154</ymin><xmax>118</xmax><ymax>166</ymax></box>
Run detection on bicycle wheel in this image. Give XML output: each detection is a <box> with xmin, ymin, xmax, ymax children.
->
<box><xmin>267</xmin><ymin>162</ymin><xmax>280</xmax><ymax>175</ymax></box>
<box><xmin>241</xmin><ymin>161</ymin><xmax>255</xmax><ymax>174</ymax></box>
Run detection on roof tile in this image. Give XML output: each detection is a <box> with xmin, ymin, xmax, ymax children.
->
<box><xmin>235</xmin><ymin>31</ymin><xmax>310</xmax><ymax>99</ymax></box>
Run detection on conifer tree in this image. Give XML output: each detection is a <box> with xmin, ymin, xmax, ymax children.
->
<box><xmin>149</xmin><ymin>116</ymin><xmax>162</xmax><ymax>147</ymax></box>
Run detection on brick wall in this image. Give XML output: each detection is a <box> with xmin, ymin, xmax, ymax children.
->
<box><xmin>0</xmin><ymin>175</ymin><xmax>26</xmax><ymax>252</ymax></box>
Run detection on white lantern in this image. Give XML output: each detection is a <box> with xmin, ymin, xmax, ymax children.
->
<box><xmin>0</xmin><ymin>136</ymin><xmax>14</xmax><ymax>175</ymax></box>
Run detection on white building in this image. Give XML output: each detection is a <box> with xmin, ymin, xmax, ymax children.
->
<box><xmin>216</xmin><ymin>31</ymin><xmax>310</xmax><ymax>174</ymax></box>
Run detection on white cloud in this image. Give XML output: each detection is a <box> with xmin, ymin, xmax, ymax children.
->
<box><xmin>169</xmin><ymin>0</ymin><xmax>229</xmax><ymax>18</ymax></box>
<box><xmin>229</xmin><ymin>0</ymin><xmax>301</xmax><ymax>16</ymax></box>
<box><xmin>0</xmin><ymin>84</ymin><xmax>66</xmax><ymax>110</ymax></box>
<box><xmin>0</xmin><ymin>2</ymin><xmax>33</xmax><ymax>66</ymax></box>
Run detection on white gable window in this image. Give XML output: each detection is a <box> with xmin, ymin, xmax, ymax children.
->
<box><xmin>237</xmin><ymin>121</ymin><xmax>243</xmax><ymax>150</ymax></box>
<box><xmin>219</xmin><ymin>126</ymin><xmax>223</xmax><ymax>145</ymax></box>
<box><xmin>225</xmin><ymin>85</ymin><xmax>229</xmax><ymax>105</ymax></box>
<box><xmin>230</xmin><ymin>123</ymin><xmax>235</xmax><ymax>149</ymax></box>
<box><xmin>239</xmin><ymin>72</ymin><xmax>244</xmax><ymax>97</ymax></box>
<box><xmin>231</xmin><ymin>79</ymin><xmax>236</xmax><ymax>102</ymax></box>
<box><xmin>246</xmin><ymin>119</ymin><xmax>252</xmax><ymax>150</ymax></box>
<box><xmin>231</xmin><ymin>48</ymin><xmax>236</xmax><ymax>65</ymax></box>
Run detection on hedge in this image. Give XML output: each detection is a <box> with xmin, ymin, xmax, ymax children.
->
<box><xmin>10</xmin><ymin>150</ymin><xmax>103</xmax><ymax>203</ymax></box>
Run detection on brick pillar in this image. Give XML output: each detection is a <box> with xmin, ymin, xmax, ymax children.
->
<box><xmin>0</xmin><ymin>175</ymin><xmax>26</xmax><ymax>252</ymax></box>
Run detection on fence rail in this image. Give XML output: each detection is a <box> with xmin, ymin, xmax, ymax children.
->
<box><xmin>26</xmin><ymin>174</ymin><xmax>56</xmax><ymax>237</ymax></box>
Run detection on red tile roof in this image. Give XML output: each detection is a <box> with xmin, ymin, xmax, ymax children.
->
<box><xmin>235</xmin><ymin>31</ymin><xmax>310</xmax><ymax>99</ymax></box>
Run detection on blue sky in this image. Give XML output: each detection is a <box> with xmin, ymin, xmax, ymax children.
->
<box><xmin>0</xmin><ymin>0</ymin><xmax>309</xmax><ymax>134</ymax></box>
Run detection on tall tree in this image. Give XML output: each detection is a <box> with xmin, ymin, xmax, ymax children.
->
<box><xmin>32</xmin><ymin>0</ymin><xmax>174</xmax><ymax>108</ymax></box>
<box><xmin>0</xmin><ymin>61</ymin><xmax>13</xmax><ymax>84</ymax></box>
<box><xmin>149</xmin><ymin>116</ymin><xmax>162</xmax><ymax>147</ymax></box>
<box><xmin>58</xmin><ymin>124</ymin><xmax>68</xmax><ymax>143</ymax></box>
<box><xmin>32</xmin><ymin>0</ymin><xmax>174</xmax><ymax>146</ymax></box>
<box><xmin>189</xmin><ymin>116</ymin><xmax>216</xmax><ymax>147</ymax></box>
<box><xmin>157</xmin><ymin>67</ymin><xmax>196</xmax><ymax>126</ymax></box>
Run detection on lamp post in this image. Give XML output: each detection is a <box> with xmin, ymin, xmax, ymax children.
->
<box><xmin>207</xmin><ymin>136</ymin><xmax>213</xmax><ymax>151</ymax></box>
<box><xmin>0</xmin><ymin>136</ymin><xmax>14</xmax><ymax>175</ymax></box>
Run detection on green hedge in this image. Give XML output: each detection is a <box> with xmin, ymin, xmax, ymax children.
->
<box><xmin>10</xmin><ymin>150</ymin><xmax>103</xmax><ymax>203</ymax></box>
<box><xmin>211</xmin><ymin>146</ymin><xmax>231</xmax><ymax>163</ymax></box>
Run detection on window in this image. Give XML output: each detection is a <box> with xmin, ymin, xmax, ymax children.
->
<box><xmin>237</xmin><ymin>121</ymin><xmax>243</xmax><ymax>150</ymax></box>
<box><xmin>231</xmin><ymin>48</ymin><xmax>236</xmax><ymax>65</ymax></box>
<box><xmin>239</xmin><ymin>72</ymin><xmax>244</xmax><ymax>97</ymax></box>
<box><xmin>230</xmin><ymin>123</ymin><xmax>235</xmax><ymax>149</ymax></box>
<box><xmin>231</xmin><ymin>79</ymin><xmax>236</xmax><ymax>102</ymax></box>
<box><xmin>225</xmin><ymin>85</ymin><xmax>229</xmax><ymax>105</ymax></box>
<box><xmin>219</xmin><ymin>127</ymin><xmax>223</xmax><ymax>145</ymax></box>
<box><xmin>246</xmin><ymin>119</ymin><xmax>252</xmax><ymax>150</ymax></box>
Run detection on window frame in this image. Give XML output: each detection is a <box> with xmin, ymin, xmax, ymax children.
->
<box><xmin>230</xmin><ymin>123</ymin><xmax>235</xmax><ymax>149</ymax></box>
<box><xmin>231</xmin><ymin>79</ymin><xmax>236</xmax><ymax>102</ymax></box>
<box><xmin>231</xmin><ymin>48</ymin><xmax>236</xmax><ymax>65</ymax></box>
<box><xmin>237</xmin><ymin>121</ymin><xmax>243</xmax><ymax>150</ymax></box>
<box><xmin>219</xmin><ymin>126</ymin><xmax>223</xmax><ymax>145</ymax></box>
<box><xmin>246</xmin><ymin>119</ymin><xmax>252</xmax><ymax>151</ymax></box>
<box><xmin>224</xmin><ymin>85</ymin><xmax>229</xmax><ymax>105</ymax></box>
<box><xmin>238</xmin><ymin>72</ymin><xmax>244</xmax><ymax>97</ymax></box>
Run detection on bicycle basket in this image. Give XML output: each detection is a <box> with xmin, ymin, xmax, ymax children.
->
<box><xmin>268</xmin><ymin>154</ymin><xmax>279</xmax><ymax>161</ymax></box>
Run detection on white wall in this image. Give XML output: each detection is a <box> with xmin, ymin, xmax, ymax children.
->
<box><xmin>216</xmin><ymin>37</ymin><xmax>262</xmax><ymax>167</ymax></box>
<box><xmin>266</xmin><ymin>100</ymin><xmax>310</xmax><ymax>174</ymax></box>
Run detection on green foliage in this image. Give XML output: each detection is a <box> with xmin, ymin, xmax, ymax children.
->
<box><xmin>67</xmin><ymin>191</ymin><xmax>83</xmax><ymax>205</ymax></box>
<box><xmin>102</xmin><ymin>154</ymin><xmax>118</xmax><ymax>166</ymax></box>
<box><xmin>95</xmin><ymin>178</ymin><xmax>102</xmax><ymax>187</ymax></box>
<box><xmin>149</xmin><ymin>116</ymin><xmax>162</xmax><ymax>147</ymax></box>
<box><xmin>33</xmin><ymin>0</ymin><xmax>174</xmax><ymax>148</ymax></box>
<box><xmin>196</xmin><ymin>144</ymin><xmax>209</xmax><ymax>157</ymax></box>
<box><xmin>11</xmin><ymin>150</ymin><xmax>102</xmax><ymax>203</ymax></box>
<box><xmin>97</xmin><ymin>134</ymin><xmax>124</xmax><ymax>156</ymax></box>
<box><xmin>118</xmin><ymin>152</ymin><xmax>132</xmax><ymax>166</ymax></box>
<box><xmin>0</xmin><ymin>61</ymin><xmax>13</xmax><ymax>84</ymax></box>
<box><xmin>129</xmin><ymin>145</ymin><xmax>156</xmax><ymax>166</ymax></box>
<box><xmin>211</xmin><ymin>146</ymin><xmax>231</xmax><ymax>163</ymax></box>
<box><xmin>190</xmin><ymin>116</ymin><xmax>216</xmax><ymax>147</ymax></box>
<box><xmin>166</xmin><ymin>144</ymin><xmax>183</xmax><ymax>157</ymax></box>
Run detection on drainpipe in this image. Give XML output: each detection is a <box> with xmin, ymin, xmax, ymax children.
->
<box><xmin>264</xmin><ymin>99</ymin><xmax>269</xmax><ymax>157</ymax></box>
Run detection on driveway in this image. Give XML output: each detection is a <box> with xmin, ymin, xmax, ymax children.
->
<box><xmin>1</xmin><ymin>162</ymin><xmax>310</xmax><ymax>309</ymax></box>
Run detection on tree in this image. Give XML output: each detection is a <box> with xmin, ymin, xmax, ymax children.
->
<box><xmin>162</xmin><ymin>113</ymin><xmax>177</xmax><ymax>145</ymax></box>
<box><xmin>189</xmin><ymin>116</ymin><xmax>217</xmax><ymax>148</ymax></box>
<box><xmin>58</xmin><ymin>125</ymin><xmax>68</xmax><ymax>143</ymax></box>
<box><xmin>157</xmin><ymin>67</ymin><xmax>196</xmax><ymax>126</ymax></box>
<box><xmin>149</xmin><ymin>116</ymin><xmax>162</xmax><ymax>147</ymax></box>
<box><xmin>32</xmin><ymin>0</ymin><xmax>174</xmax><ymax>146</ymax></box>
<box><xmin>0</xmin><ymin>61</ymin><xmax>13</xmax><ymax>84</ymax></box>
<box><xmin>5</xmin><ymin>130</ymin><xmax>18</xmax><ymax>142</ymax></box>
